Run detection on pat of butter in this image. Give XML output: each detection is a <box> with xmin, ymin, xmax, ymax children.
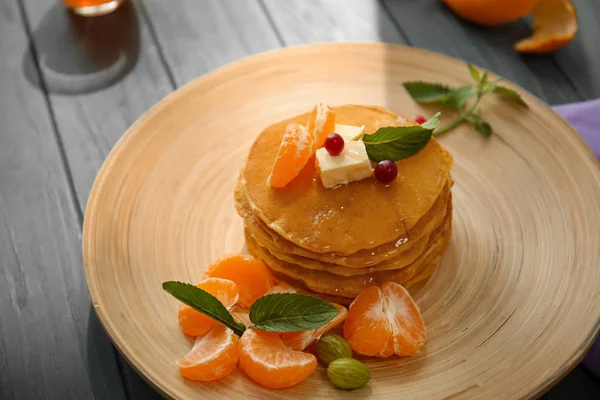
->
<box><xmin>335</xmin><ymin>124</ymin><xmax>365</xmax><ymax>142</ymax></box>
<box><xmin>316</xmin><ymin>141</ymin><xmax>373</xmax><ymax>188</ymax></box>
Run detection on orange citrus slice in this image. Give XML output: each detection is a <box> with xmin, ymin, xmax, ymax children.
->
<box><xmin>343</xmin><ymin>282</ymin><xmax>426</xmax><ymax>357</ymax></box>
<box><xmin>238</xmin><ymin>329</ymin><xmax>317</xmax><ymax>389</ymax></box>
<box><xmin>281</xmin><ymin>303</ymin><xmax>348</xmax><ymax>351</ymax></box>
<box><xmin>443</xmin><ymin>0</ymin><xmax>537</xmax><ymax>26</ymax></box>
<box><xmin>306</xmin><ymin>103</ymin><xmax>335</xmax><ymax>151</ymax></box>
<box><xmin>204</xmin><ymin>254</ymin><xmax>274</xmax><ymax>308</ymax></box>
<box><xmin>268</xmin><ymin>123</ymin><xmax>313</xmax><ymax>188</ymax></box>
<box><xmin>178</xmin><ymin>324</ymin><xmax>239</xmax><ymax>381</ymax></box>
<box><xmin>178</xmin><ymin>277</ymin><xmax>239</xmax><ymax>337</ymax></box>
<box><xmin>515</xmin><ymin>0</ymin><xmax>577</xmax><ymax>54</ymax></box>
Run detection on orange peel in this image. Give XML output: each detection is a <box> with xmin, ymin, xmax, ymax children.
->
<box><xmin>515</xmin><ymin>0</ymin><xmax>578</xmax><ymax>54</ymax></box>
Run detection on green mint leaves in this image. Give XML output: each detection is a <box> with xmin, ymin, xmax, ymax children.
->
<box><xmin>402</xmin><ymin>82</ymin><xmax>451</xmax><ymax>103</ymax></box>
<box><xmin>403</xmin><ymin>63</ymin><xmax>527</xmax><ymax>137</ymax></box>
<box><xmin>492</xmin><ymin>85</ymin><xmax>527</xmax><ymax>106</ymax></box>
<box><xmin>163</xmin><ymin>281</ymin><xmax>341</xmax><ymax>337</ymax></box>
<box><xmin>468</xmin><ymin>63</ymin><xmax>481</xmax><ymax>81</ymax></box>
<box><xmin>163</xmin><ymin>281</ymin><xmax>246</xmax><ymax>336</ymax></box>
<box><xmin>363</xmin><ymin>113</ymin><xmax>440</xmax><ymax>162</ymax></box>
<box><xmin>249</xmin><ymin>293</ymin><xmax>340</xmax><ymax>332</ymax></box>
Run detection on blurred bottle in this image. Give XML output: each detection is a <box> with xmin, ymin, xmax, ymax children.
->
<box><xmin>63</xmin><ymin>0</ymin><xmax>125</xmax><ymax>17</ymax></box>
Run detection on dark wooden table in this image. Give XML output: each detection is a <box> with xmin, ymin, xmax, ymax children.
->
<box><xmin>1</xmin><ymin>0</ymin><xmax>599</xmax><ymax>398</ymax></box>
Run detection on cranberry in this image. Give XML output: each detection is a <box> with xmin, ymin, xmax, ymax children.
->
<box><xmin>412</xmin><ymin>115</ymin><xmax>426</xmax><ymax>124</ymax></box>
<box><xmin>325</xmin><ymin>133</ymin><xmax>344</xmax><ymax>156</ymax></box>
<box><xmin>374</xmin><ymin>160</ymin><xmax>398</xmax><ymax>184</ymax></box>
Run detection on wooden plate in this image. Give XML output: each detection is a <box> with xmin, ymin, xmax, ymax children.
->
<box><xmin>83</xmin><ymin>43</ymin><xmax>600</xmax><ymax>399</ymax></box>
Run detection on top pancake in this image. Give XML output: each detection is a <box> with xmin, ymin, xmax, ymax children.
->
<box><xmin>242</xmin><ymin>105</ymin><xmax>453</xmax><ymax>254</ymax></box>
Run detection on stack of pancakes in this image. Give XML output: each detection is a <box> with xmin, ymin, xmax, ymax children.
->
<box><xmin>235</xmin><ymin>105</ymin><xmax>453</xmax><ymax>304</ymax></box>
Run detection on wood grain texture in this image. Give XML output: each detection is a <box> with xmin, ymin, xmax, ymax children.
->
<box><xmin>551</xmin><ymin>0</ymin><xmax>600</xmax><ymax>100</ymax></box>
<box><xmin>261</xmin><ymin>0</ymin><xmax>405</xmax><ymax>44</ymax></box>
<box><xmin>19</xmin><ymin>1</ymin><xmax>174</xmax><ymax>398</ymax></box>
<box><xmin>83</xmin><ymin>43</ymin><xmax>600</xmax><ymax>399</ymax></box>
<box><xmin>141</xmin><ymin>0</ymin><xmax>281</xmax><ymax>86</ymax></box>
<box><xmin>381</xmin><ymin>0</ymin><xmax>583</xmax><ymax>104</ymax></box>
<box><xmin>22</xmin><ymin>0</ymin><xmax>174</xmax><ymax>210</ymax></box>
<box><xmin>0</xmin><ymin>0</ymin><xmax>125</xmax><ymax>398</ymax></box>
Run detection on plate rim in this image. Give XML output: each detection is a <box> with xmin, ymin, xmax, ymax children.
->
<box><xmin>82</xmin><ymin>42</ymin><xmax>600</xmax><ymax>399</ymax></box>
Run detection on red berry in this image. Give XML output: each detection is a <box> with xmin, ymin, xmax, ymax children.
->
<box><xmin>374</xmin><ymin>160</ymin><xmax>398</xmax><ymax>184</ymax></box>
<box><xmin>412</xmin><ymin>115</ymin><xmax>426</xmax><ymax>124</ymax></box>
<box><xmin>325</xmin><ymin>133</ymin><xmax>344</xmax><ymax>156</ymax></box>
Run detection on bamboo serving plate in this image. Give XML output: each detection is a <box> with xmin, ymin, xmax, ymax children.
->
<box><xmin>83</xmin><ymin>43</ymin><xmax>600</xmax><ymax>399</ymax></box>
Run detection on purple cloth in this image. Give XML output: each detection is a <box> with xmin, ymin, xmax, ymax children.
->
<box><xmin>553</xmin><ymin>99</ymin><xmax>600</xmax><ymax>376</ymax></box>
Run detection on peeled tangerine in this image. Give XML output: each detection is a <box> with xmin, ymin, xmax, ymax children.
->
<box><xmin>344</xmin><ymin>282</ymin><xmax>426</xmax><ymax>357</ymax></box>
<box><xmin>306</xmin><ymin>102</ymin><xmax>336</xmax><ymax>151</ymax></box>
<box><xmin>204</xmin><ymin>254</ymin><xmax>274</xmax><ymax>308</ymax></box>
<box><xmin>178</xmin><ymin>278</ymin><xmax>239</xmax><ymax>337</ymax></box>
<box><xmin>178</xmin><ymin>324</ymin><xmax>239</xmax><ymax>382</ymax></box>
<box><xmin>239</xmin><ymin>329</ymin><xmax>317</xmax><ymax>389</ymax></box>
<box><xmin>268</xmin><ymin>103</ymin><xmax>335</xmax><ymax>189</ymax></box>
<box><xmin>268</xmin><ymin>123</ymin><xmax>314</xmax><ymax>189</ymax></box>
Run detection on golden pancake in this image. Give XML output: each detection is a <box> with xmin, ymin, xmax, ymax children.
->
<box><xmin>245</xmin><ymin>198</ymin><xmax>452</xmax><ymax>277</ymax></box>
<box><xmin>269</xmin><ymin>272</ymin><xmax>357</xmax><ymax>306</ymax></box>
<box><xmin>270</xmin><ymin>255</ymin><xmax>444</xmax><ymax>306</ymax></box>
<box><xmin>235</xmin><ymin>171</ymin><xmax>453</xmax><ymax>268</ymax></box>
<box><xmin>241</xmin><ymin>104</ymin><xmax>454</xmax><ymax>254</ymax></box>
<box><xmin>245</xmin><ymin>203</ymin><xmax>453</xmax><ymax>299</ymax></box>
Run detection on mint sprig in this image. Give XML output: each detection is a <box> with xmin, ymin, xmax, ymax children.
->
<box><xmin>403</xmin><ymin>63</ymin><xmax>527</xmax><ymax>137</ymax></box>
<box><xmin>163</xmin><ymin>281</ymin><xmax>341</xmax><ymax>336</ymax></box>
<box><xmin>249</xmin><ymin>293</ymin><xmax>340</xmax><ymax>332</ymax></box>
<box><xmin>363</xmin><ymin>113</ymin><xmax>440</xmax><ymax>162</ymax></box>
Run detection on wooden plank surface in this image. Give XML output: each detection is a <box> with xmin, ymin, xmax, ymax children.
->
<box><xmin>553</xmin><ymin>0</ymin><xmax>600</xmax><ymax>100</ymax></box>
<box><xmin>19</xmin><ymin>0</ymin><xmax>174</xmax><ymax>398</ymax></box>
<box><xmin>260</xmin><ymin>0</ymin><xmax>405</xmax><ymax>44</ymax></box>
<box><xmin>381</xmin><ymin>0</ymin><xmax>583</xmax><ymax>104</ymax></box>
<box><xmin>0</xmin><ymin>0</ymin><xmax>126</xmax><ymax>398</ymax></box>
<box><xmin>141</xmin><ymin>0</ymin><xmax>281</xmax><ymax>86</ymax></box>
<box><xmin>21</xmin><ymin>0</ymin><xmax>174</xmax><ymax>210</ymax></box>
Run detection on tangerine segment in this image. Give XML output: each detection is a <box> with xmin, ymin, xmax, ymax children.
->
<box><xmin>178</xmin><ymin>325</ymin><xmax>239</xmax><ymax>382</ymax></box>
<box><xmin>238</xmin><ymin>329</ymin><xmax>317</xmax><ymax>389</ymax></box>
<box><xmin>204</xmin><ymin>254</ymin><xmax>274</xmax><ymax>308</ymax></box>
<box><xmin>281</xmin><ymin>303</ymin><xmax>348</xmax><ymax>351</ymax></box>
<box><xmin>514</xmin><ymin>0</ymin><xmax>577</xmax><ymax>54</ymax></box>
<box><xmin>268</xmin><ymin>123</ymin><xmax>314</xmax><ymax>188</ymax></box>
<box><xmin>178</xmin><ymin>278</ymin><xmax>239</xmax><ymax>337</ymax></box>
<box><xmin>343</xmin><ymin>282</ymin><xmax>426</xmax><ymax>357</ymax></box>
<box><xmin>343</xmin><ymin>286</ymin><xmax>391</xmax><ymax>357</ymax></box>
<box><xmin>306</xmin><ymin>103</ymin><xmax>335</xmax><ymax>151</ymax></box>
<box><xmin>380</xmin><ymin>282</ymin><xmax>426</xmax><ymax>356</ymax></box>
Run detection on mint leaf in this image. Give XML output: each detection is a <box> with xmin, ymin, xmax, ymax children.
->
<box><xmin>444</xmin><ymin>85</ymin><xmax>475</xmax><ymax>108</ymax></box>
<box><xmin>163</xmin><ymin>281</ymin><xmax>246</xmax><ymax>336</ymax></box>
<box><xmin>468</xmin><ymin>63</ymin><xmax>480</xmax><ymax>81</ymax></box>
<box><xmin>249</xmin><ymin>293</ymin><xmax>340</xmax><ymax>332</ymax></box>
<box><xmin>493</xmin><ymin>85</ymin><xmax>527</xmax><ymax>106</ymax></box>
<box><xmin>480</xmin><ymin>70</ymin><xmax>488</xmax><ymax>85</ymax></box>
<box><xmin>403</xmin><ymin>82</ymin><xmax>451</xmax><ymax>103</ymax></box>
<box><xmin>363</xmin><ymin>113</ymin><xmax>440</xmax><ymax>162</ymax></box>
<box><xmin>474</xmin><ymin>120</ymin><xmax>492</xmax><ymax>137</ymax></box>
